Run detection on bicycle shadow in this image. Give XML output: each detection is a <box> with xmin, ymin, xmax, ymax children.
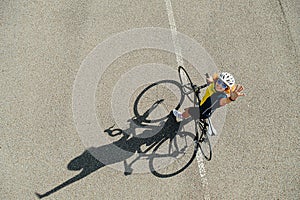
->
<box><xmin>35</xmin><ymin>79</ymin><xmax>185</xmax><ymax>198</ymax></box>
<box><xmin>35</xmin><ymin>112</ymin><xmax>180</xmax><ymax>199</ymax></box>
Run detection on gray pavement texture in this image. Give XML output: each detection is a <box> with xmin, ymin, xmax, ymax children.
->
<box><xmin>1</xmin><ymin>0</ymin><xmax>299</xmax><ymax>200</ymax></box>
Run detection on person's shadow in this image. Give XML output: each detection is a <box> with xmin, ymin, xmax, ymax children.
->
<box><xmin>35</xmin><ymin>110</ymin><xmax>180</xmax><ymax>199</ymax></box>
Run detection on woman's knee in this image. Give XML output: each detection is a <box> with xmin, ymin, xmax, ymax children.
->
<box><xmin>183</xmin><ymin>108</ymin><xmax>191</xmax><ymax>118</ymax></box>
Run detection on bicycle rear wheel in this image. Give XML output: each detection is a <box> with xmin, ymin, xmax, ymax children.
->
<box><xmin>149</xmin><ymin>131</ymin><xmax>198</xmax><ymax>178</ymax></box>
<box><xmin>196</xmin><ymin>122</ymin><xmax>212</xmax><ymax>161</ymax></box>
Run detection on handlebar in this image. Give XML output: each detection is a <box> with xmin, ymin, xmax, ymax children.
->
<box><xmin>198</xmin><ymin>83</ymin><xmax>208</xmax><ymax>89</ymax></box>
<box><xmin>196</xmin><ymin>73</ymin><xmax>210</xmax><ymax>90</ymax></box>
<box><xmin>199</xmin><ymin>73</ymin><xmax>210</xmax><ymax>89</ymax></box>
<box><xmin>195</xmin><ymin>73</ymin><xmax>210</xmax><ymax>91</ymax></box>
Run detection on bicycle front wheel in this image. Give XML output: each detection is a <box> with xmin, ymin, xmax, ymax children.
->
<box><xmin>179</xmin><ymin>66</ymin><xmax>193</xmax><ymax>92</ymax></box>
<box><xmin>196</xmin><ymin>122</ymin><xmax>212</xmax><ymax>161</ymax></box>
<box><xmin>178</xmin><ymin>66</ymin><xmax>199</xmax><ymax>104</ymax></box>
<box><xmin>149</xmin><ymin>131</ymin><xmax>198</xmax><ymax>178</ymax></box>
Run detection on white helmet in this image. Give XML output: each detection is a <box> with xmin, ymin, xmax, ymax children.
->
<box><xmin>219</xmin><ymin>72</ymin><xmax>235</xmax><ymax>88</ymax></box>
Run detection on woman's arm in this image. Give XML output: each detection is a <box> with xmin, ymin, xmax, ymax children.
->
<box><xmin>220</xmin><ymin>84</ymin><xmax>245</xmax><ymax>106</ymax></box>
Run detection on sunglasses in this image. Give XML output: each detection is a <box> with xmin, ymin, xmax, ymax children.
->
<box><xmin>217</xmin><ymin>79</ymin><xmax>228</xmax><ymax>89</ymax></box>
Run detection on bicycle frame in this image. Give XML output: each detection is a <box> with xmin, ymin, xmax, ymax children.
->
<box><xmin>178</xmin><ymin>66</ymin><xmax>212</xmax><ymax>161</ymax></box>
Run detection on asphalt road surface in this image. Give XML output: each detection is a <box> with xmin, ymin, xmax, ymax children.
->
<box><xmin>1</xmin><ymin>0</ymin><xmax>299</xmax><ymax>199</ymax></box>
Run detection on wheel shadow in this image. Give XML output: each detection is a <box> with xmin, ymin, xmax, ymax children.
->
<box><xmin>35</xmin><ymin>113</ymin><xmax>180</xmax><ymax>198</ymax></box>
<box><xmin>35</xmin><ymin>79</ymin><xmax>187</xmax><ymax>199</ymax></box>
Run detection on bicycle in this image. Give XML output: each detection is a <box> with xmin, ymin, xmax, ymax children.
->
<box><xmin>177</xmin><ymin>66</ymin><xmax>212</xmax><ymax>161</ymax></box>
<box><xmin>131</xmin><ymin>66</ymin><xmax>213</xmax><ymax>178</ymax></box>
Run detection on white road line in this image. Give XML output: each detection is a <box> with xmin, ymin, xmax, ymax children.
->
<box><xmin>164</xmin><ymin>0</ymin><xmax>184</xmax><ymax>67</ymax></box>
<box><xmin>164</xmin><ymin>1</ymin><xmax>210</xmax><ymax>199</ymax></box>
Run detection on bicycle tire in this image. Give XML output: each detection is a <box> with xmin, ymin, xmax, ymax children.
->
<box><xmin>196</xmin><ymin>121</ymin><xmax>212</xmax><ymax>161</ymax></box>
<box><xmin>178</xmin><ymin>66</ymin><xmax>194</xmax><ymax>93</ymax></box>
<box><xmin>133</xmin><ymin>80</ymin><xmax>184</xmax><ymax>124</ymax></box>
<box><xmin>178</xmin><ymin>66</ymin><xmax>203</xmax><ymax>106</ymax></box>
<box><xmin>149</xmin><ymin>131</ymin><xmax>198</xmax><ymax>178</ymax></box>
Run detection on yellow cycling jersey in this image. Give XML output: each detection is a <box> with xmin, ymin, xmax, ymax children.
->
<box><xmin>199</xmin><ymin>82</ymin><xmax>227</xmax><ymax>118</ymax></box>
<box><xmin>200</xmin><ymin>82</ymin><xmax>216</xmax><ymax>106</ymax></box>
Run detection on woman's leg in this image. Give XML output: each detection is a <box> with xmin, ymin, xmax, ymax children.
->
<box><xmin>173</xmin><ymin>107</ymin><xmax>196</xmax><ymax>120</ymax></box>
<box><xmin>182</xmin><ymin>108</ymin><xmax>191</xmax><ymax>119</ymax></box>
